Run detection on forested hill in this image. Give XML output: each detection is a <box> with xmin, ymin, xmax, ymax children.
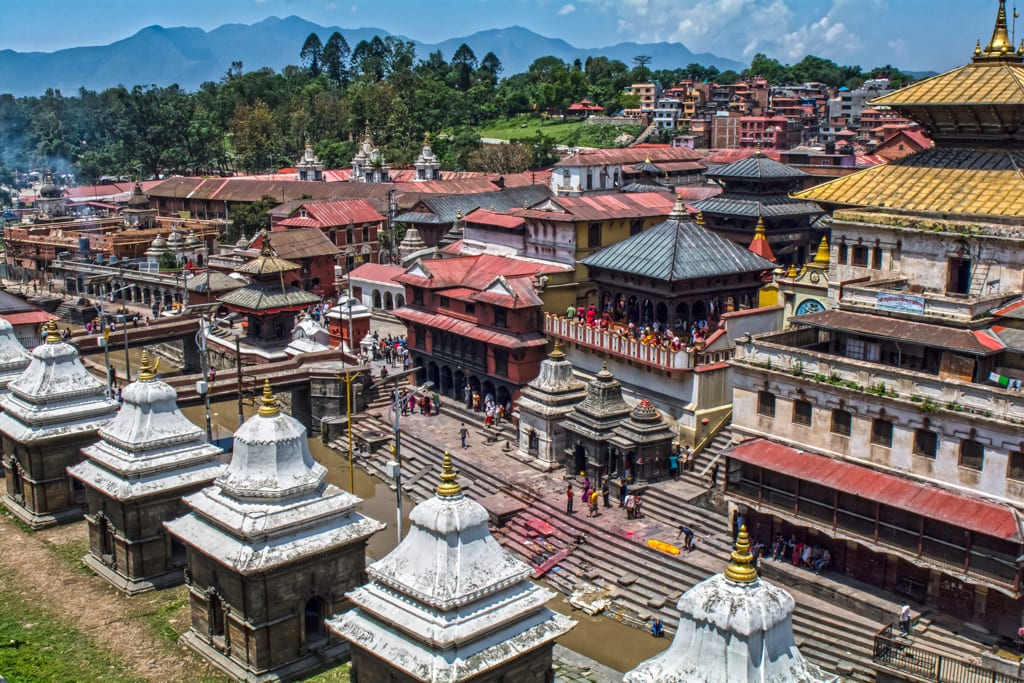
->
<box><xmin>0</xmin><ymin>16</ymin><xmax>744</xmax><ymax>97</ymax></box>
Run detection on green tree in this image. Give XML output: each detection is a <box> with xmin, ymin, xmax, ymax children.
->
<box><xmin>451</xmin><ymin>43</ymin><xmax>477</xmax><ymax>91</ymax></box>
<box><xmin>230</xmin><ymin>100</ymin><xmax>277</xmax><ymax>173</ymax></box>
<box><xmin>322</xmin><ymin>32</ymin><xmax>351</xmax><ymax>85</ymax></box>
<box><xmin>300</xmin><ymin>33</ymin><xmax>323</xmax><ymax>77</ymax></box>
<box><xmin>228</xmin><ymin>194</ymin><xmax>276</xmax><ymax>242</ymax></box>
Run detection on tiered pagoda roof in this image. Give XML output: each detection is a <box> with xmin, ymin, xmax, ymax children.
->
<box><xmin>219</xmin><ymin>236</ymin><xmax>320</xmax><ymax>313</ymax></box>
<box><xmin>581</xmin><ymin>196</ymin><xmax>776</xmax><ymax>282</ymax></box>
<box><xmin>328</xmin><ymin>453</ymin><xmax>573</xmax><ymax>681</ymax></box>
<box><xmin>795</xmin><ymin>1</ymin><xmax>1024</xmax><ymax>218</ymax></box>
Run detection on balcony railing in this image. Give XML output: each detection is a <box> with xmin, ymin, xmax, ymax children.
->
<box><xmin>734</xmin><ymin>329</ymin><xmax>1024</xmax><ymax>425</ymax></box>
<box><xmin>544</xmin><ymin>314</ymin><xmax>699</xmax><ymax>371</ymax></box>
<box><xmin>873</xmin><ymin>624</ymin><xmax>1024</xmax><ymax>683</ymax></box>
<box><xmin>839</xmin><ymin>277</ymin><xmax>1009</xmax><ymax>323</ymax></box>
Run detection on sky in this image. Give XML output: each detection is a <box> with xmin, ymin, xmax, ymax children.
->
<box><xmin>0</xmin><ymin>0</ymin><xmax>1005</xmax><ymax>72</ymax></box>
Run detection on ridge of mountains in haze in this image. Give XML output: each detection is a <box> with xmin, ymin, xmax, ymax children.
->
<box><xmin>0</xmin><ymin>15</ymin><xmax>746</xmax><ymax>97</ymax></box>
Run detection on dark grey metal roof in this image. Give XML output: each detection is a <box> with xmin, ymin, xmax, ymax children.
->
<box><xmin>632</xmin><ymin>160</ymin><xmax>663</xmax><ymax>174</ymax></box>
<box><xmin>392</xmin><ymin>211</ymin><xmax>443</xmax><ymax>224</ymax></box>
<box><xmin>619</xmin><ymin>180</ymin><xmax>668</xmax><ymax>193</ymax></box>
<box><xmin>420</xmin><ymin>185</ymin><xmax>550</xmax><ymax>223</ymax></box>
<box><xmin>692</xmin><ymin>193</ymin><xmax>824</xmax><ymax>218</ymax></box>
<box><xmin>581</xmin><ymin>216</ymin><xmax>776</xmax><ymax>281</ymax></box>
<box><xmin>187</xmin><ymin>271</ymin><xmax>243</xmax><ymax>294</ymax></box>
<box><xmin>219</xmin><ymin>282</ymin><xmax>320</xmax><ymax>311</ymax></box>
<box><xmin>706</xmin><ymin>154</ymin><xmax>808</xmax><ymax>180</ymax></box>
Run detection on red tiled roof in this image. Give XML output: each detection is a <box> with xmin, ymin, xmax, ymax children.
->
<box><xmin>516</xmin><ymin>209</ymin><xmax>575</xmax><ymax>222</ymax></box>
<box><xmin>393</xmin><ymin>307</ymin><xmax>548</xmax><ymax>349</ymax></box>
<box><xmin>727</xmin><ymin>438</ymin><xmax>1022</xmax><ymax>542</ymax></box>
<box><xmin>346</xmin><ymin>262</ymin><xmax>405</xmax><ymax>285</ymax></box>
<box><xmin>555</xmin><ymin>147</ymin><xmax>703</xmax><ymax>167</ymax></box>
<box><xmin>277</xmin><ymin>217</ymin><xmax>320</xmax><ymax>228</ymax></box>
<box><xmin>396</xmin><ymin>254</ymin><xmax>569</xmax><ymax>291</ymax></box>
<box><xmin>464</xmin><ymin>208</ymin><xmax>526</xmax><ymax>229</ymax></box>
<box><xmin>299</xmin><ymin>199</ymin><xmax>385</xmax><ymax>227</ymax></box>
<box><xmin>2</xmin><ymin>311</ymin><xmax>54</xmax><ymax>326</ymax></box>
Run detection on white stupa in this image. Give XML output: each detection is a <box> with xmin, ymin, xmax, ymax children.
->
<box><xmin>0</xmin><ymin>317</ymin><xmax>31</xmax><ymax>392</ymax></box>
<box><xmin>329</xmin><ymin>452</ymin><xmax>575</xmax><ymax>682</ymax></box>
<box><xmin>625</xmin><ymin>526</ymin><xmax>836</xmax><ymax>683</ymax></box>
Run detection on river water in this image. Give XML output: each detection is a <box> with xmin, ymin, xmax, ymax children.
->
<box><xmin>131</xmin><ymin>346</ymin><xmax>667</xmax><ymax>674</ymax></box>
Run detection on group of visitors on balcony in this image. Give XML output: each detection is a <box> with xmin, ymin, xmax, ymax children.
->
<box><xmin>561</xmin><ymin>303</ymin><xmax>719</xmax><ymax>353</ymax></box>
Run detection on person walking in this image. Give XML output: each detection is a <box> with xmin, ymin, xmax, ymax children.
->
<box><xmin>899</xmin><ymin>605</ymin><xmax>912</xmax><ymax>636</ymax></box>
<box><xmin>668</xmin><ymin>447</ymin><xmax>679</xmax><ymax>481</ymax></box>
<box><xmin>459</xmin><ymin>423</ymin><xmax>469</xmax><ymax>449</ymax></box>
<box><xmin>589</xmin><ymin>489</ymin><xmax>600</xmax><ymax>517</ymax></box>
<box><xmin>566</xmin><ymin>484</ymin><xmax>574</xmax><ymax>515</ymax></box>
<box><xmin>601</xmin><ymin>481</ymin><xmax>611</xmax><ymax>508</ymax></box>
<box><xmin>708</xmin><ymin>462</ymin><xmax>719</xmax><ymax>490</ymax></box>
<box><xmin>684</xmin><ymin>444</ymin><xmax>695</xmax><ymax>472</ymax></box>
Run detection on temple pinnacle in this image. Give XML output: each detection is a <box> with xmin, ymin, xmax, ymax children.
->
<box><xmin>436</xmin><ymin>451</ymin><xmax>463</xmax><ymax>497</ymax></box>
<box><xmin>723</xmin><ymin>525</ymin><xmax>759</xmax><ymax>583</ymax></box>
<box><xmin>258</xmin><ymin>379</ymin><xmax>280</xmax><ymax>417</ymax></box>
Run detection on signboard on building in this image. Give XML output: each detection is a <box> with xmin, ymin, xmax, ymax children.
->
<box><xmin>877</xmin><ymin>292</ymin><xmax>925</xmax><ymax>314</ymax></box>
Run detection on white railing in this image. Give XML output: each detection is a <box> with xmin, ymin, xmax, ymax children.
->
<box><xmin>544</xmin><ymin>314</ymin><xmax>695</xmax><ymax>371</ymax></box>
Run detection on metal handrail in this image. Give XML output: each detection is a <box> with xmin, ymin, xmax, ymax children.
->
<box><xmin>872</xmin><ymin>624</ymin><xmax>1024</xmax><ymax>683</ymax></box>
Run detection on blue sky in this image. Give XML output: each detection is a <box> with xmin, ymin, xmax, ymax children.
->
<box><xmin>0</xmin><ymin>0</ymin><xmax>1004</xmax><ymax>72</ymax></box>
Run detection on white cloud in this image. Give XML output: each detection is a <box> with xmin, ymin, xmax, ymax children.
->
<box><xmin>558</xmin><ymin>3</ymin><xmax>576</xmax><ymax>15</ymax></box>
<box><xmin>578</xmin><ymin>0</ymin><xmax>873</xmax><ymax>64</ymax></box>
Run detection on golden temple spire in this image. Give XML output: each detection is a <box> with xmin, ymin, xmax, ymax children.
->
<box><xmin>549</xmin><ymin>340</ymin><xmax>565</xmax><ymax>359</ymax></box>
<box><xmin>258</xmin><ymin>379</ymin><xmax>280</xmax><ymax>417</ymax></box>
<box><xmin>137</xmin><ymin>350</ymin><xmax>160</xmax><ymax>381</ymax></box>
<box><xmin>813</xmin><ymin>235</ymin><xmax>830</xmax><ymax>265</ymax></box>
<box><xmin>786</xmin><ymin>263</ymin><xmax>799</xmax><ymax>278</ymax></box>
<box><xmin>723</xmin><ymin>525</ymin><xmax>759</xmax><ymax>583</ymax></box>
<box><xmin>436</xmin><ymin>451</ymin><xmax>463</xmax><ymax>497</ymax></box>
<box><xmin>695</xmin><ymin>211</ymin><xmax>706</xmax><ymax>226</ymax></box>
<box><xmin>258</xmin><ymin>230</ymin><xmax>274</xmax><ymax>258</ymax></box>
<box><xmin>43</xmin><ymin>320</ymin><xmax>61</xmax><ymax>344</ymax></box>
<box><xmin>976</xmin><ymin>0</ymin><xmax>1018</xmax><ymax>61</ymax></box>
<box><xmin>747</xmin><ymin>216</ymin><xmax>776</xmax><ymax>262</ymax></box>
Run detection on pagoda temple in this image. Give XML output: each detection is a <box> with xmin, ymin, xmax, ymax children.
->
<box><xmin>516</xmin><ymin>342</ymin><xmax>587</xmax><ymax>470</ymax></box>
<box><xmin>68</xmin><ymin>351</ymin><xmax>224</xmax><ymax>594</ymax></box>
<box><xmin>624</xmin><ymin>526</ymin><xmax>835</xmax><ymax>682</ymax></box>
<box><xmin>217</xmin><ymin>233</ymin><xmax>320</xmax><ymax>354</ymax></box>
<box><xmin>0</xmin><ymin>321</ymin><xmax>119</xmax><ymax>528</ymax></box>
<box><xmin>328</xmin><ymin>453</ymin><xmax>574</xmax><ymax>682</ymax></box>
<box><xmin>0</xmin><ymin>318</ymin><xmax>31</xmax><ymax>393</ymax></box>
<box><xmin>693</xmin><ymin>148</ymin><xmax>823</xmax><ymax>265</ymax></box>
<box><xmin>559</xmin><ymin>362</ymin><xmax>631</xmax><ymax>482</ymax></box>
<box><xmin>165</xmin><ymin>381</ymin><xmax>383</xmax><ymax>682</ymax></box>
<box><xmin>609</xmin><ymin>399</ymin><xmax>676</xmax><ymax>483</ymax></box>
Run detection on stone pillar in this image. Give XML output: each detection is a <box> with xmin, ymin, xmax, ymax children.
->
<box><xmin>181</xmin><ymin>335</ymin><xmax>202</xmax><ymax>374</ymax></box>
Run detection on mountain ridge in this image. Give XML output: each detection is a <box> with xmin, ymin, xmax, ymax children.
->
<box><xmin>0</xmin><ymin>16</ymin><xmax>745</xmax><ymax>96</ymax></box>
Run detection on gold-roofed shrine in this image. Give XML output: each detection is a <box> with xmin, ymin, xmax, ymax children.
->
<box><xmin>794</xmin><ymin>1</ymin><xmax>1024</xmax><ymax>219</ymax></box>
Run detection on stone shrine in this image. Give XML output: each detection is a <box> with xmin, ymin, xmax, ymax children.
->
<box><xmin>559</xmin><ymin>362</ymin><xmax>631</xmax><ymax>482</ymax></box>
<box><xmin>68</xmin><ymin>351</ymin><xmax>225</xmax><ymax>594</ymax></box>
<box><xmin>0</xmin><ymin>318</ymin><xmax>31</xmax><ymax>393</ymax></box>
<box><xmin>625</xmin><ymin>526</ymin><xmax>835</xmax><ymax>683</ymax></box>
<box><xmin>165</xmin><ymin>381</ymin><xmax>384</xmax><ymax>682</ymax></box>
<box><xmin>609</xmin><ymin>399</ymin><xmax>676</xmax><ymax>483</ymax></box>
<box><xmin>516</xmin><ymin>342</ymin><xmax>586</xmax><ymax>469</ymax></box>
<box><xmin>329</xmin><ymin>452</ymin><xmax>574</xmax><ymax>682</ymax></box>
<box><xmin>0</xmin><ymin>321</ymin><xmax>118</xmax><ymax>528</ymax></box>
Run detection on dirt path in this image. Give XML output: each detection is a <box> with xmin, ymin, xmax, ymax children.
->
<box><xmin>0</xmin><ymin>513</ymin><xmax>222</xmax><ymax>682</ymax></box>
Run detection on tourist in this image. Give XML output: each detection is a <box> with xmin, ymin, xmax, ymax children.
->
<box><xmin>601</xmin><ymin>481</ymin><xmax>611</xmax><ymax>508</ymax></box>
<box><xmin>898</xmin><ymin>605</ymin><xmax>912</xmax><ymax>636</ymax></box>
<box><xmin>772</xmin><ymin>534</ymin><xmax>787</xmax><ymax>561</ymax></box>
<box><xmin>588</xmin><ymin>489</ymin><xmax>599</xmax><ymax>517</ymax></box>
<box><xmin>651</xmin><ymin>618</ymin><xmax>664</xmax><ymax>638</ymax></box>
<box><xmin>459</xmin><ymin>423</ymin><xmax>469</xmax><ymax>449</ymax></box>
<box><xmin>619</xmin><ymin>476</ymin><xmax>628</xmax><ymax>507</ymax></box>
<box><xmin>566</xmin><ymin>484</ymin><xmax>574</xmax><ymax>515</ymax></box>
<box><xmin>625</xmin><ymin>493</ymin><xmax>636</xmax><ymax>519</ymax></box>
<box><xmin>432</xmin><ymin>390</ymin><xmax>440</xmax><ymax>415</ymax></box>
<box><xmin>814</xmin><ymin>549</ymin><xmax>831</xmax><ymax>574</ymax></box>
<box><xmin>379</xmin><ymin>365</ymin><xmax>388</xmax><ymax>379</ymax></box>
<box><xmin>668</xmin><ymin>446</ymin><xmax>679</xmax><ymax>481</ymax></box>
<box><xmin>684</xmin><ymin>444</ymin><xmax>694</xmax><ymax>472</ymax></box>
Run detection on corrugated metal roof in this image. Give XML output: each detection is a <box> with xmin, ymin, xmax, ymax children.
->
<box><xmin>147</xmin><ymin>177</ymin><xmax>395</xmax><ymax>204</ymax></box>
<box><xmin>555</xmin><ymin>147</ymin><xmax>704</xmax><ymax>167</ymax></box>
<box><xmin>792</xmin><ymin>147</ymin><xmax>1024</xmax><ymax>217</ymax></box>
<box><xmin>186</xmin><ymin>271</ymin><xmax>243</xmax><ymax>293</ymax></box>
<box><xmin>792</xmin><ymin>309</ymin><xmax>1005</xmax><ymax>355</ymax></box>
<box><xmin>392</xmin><ymin>211</ymin><xmax>444</xmax><ymax>224</ymax></box>
<box><xmin>394</xmin><ymin>307</ymin><xmax>547</xmax><ymax>349</ymax></box>
<box><xmin>728</xmin><ymin>438</ymin><xmax>1022</xmax><ymax>542</ymax></box>
<box><xmin>396</xmin><ymin>254</ymin><xmax>569</xmax><ymax>290</ymax></box>
<box><xmin>346</xmin><ymin>262</ymin><xmax>405</xmax><ymax>285</ymax></box>
<box><xmin>300</xmin><ymin>199</ymin><xmax>384</xmax><ymax>226</ymax></box>
<box><xmin>464</xmin><ymin>208</ymin><xmax>526</xmax><ymax>229</ymax></box>
<box><xmin>544</xmin><ymin>192</ymin><xmax>675</xmax><ymax>221</ymax></box>
<box><xmin>692</xmin><ymin>193</ymin><xmax>824</xmax><ymax>218</ymax></box>
<box><xmin>420</xmin><ymin>185</ymin><xmax>551</xmax><ymax>224</ymax></box>
<box><xmin>706</xmin><ymin>153</ymin><xmax>809</xmax><ymax>180</ymax></box>
<box><xmin>266</xmin><ymin>228</ymin><xmax>341</xmax><ymax>259</ymax></box>
<box><xmin>581</xmin><ymin>215</ymin><xmax>775</xmax><ymax>281</ymax></box>
<box><xmin>219</xmin><ymin>282</ymin><xmax>321</xmax><ymax>311</ymax></box>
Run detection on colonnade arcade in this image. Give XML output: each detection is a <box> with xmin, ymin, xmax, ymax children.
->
<box><xmin>81</xmin><ymin>278</ymin><xmax>187</xmax><ymax>309</ymax></box>
<box><xmin>595</xmin><ymin>287</ymin><xmax>757</xmax><ymax>331</ymax></box>
<box><xmin>410</xmin><ymin>354</ymin><xmax>513</xmax><ymax>410</ymax></box>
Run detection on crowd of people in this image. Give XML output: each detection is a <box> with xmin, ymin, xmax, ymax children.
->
<box><xmin>769</xmin><ymin>534</ymin><xmax>832</xmax><ymax>574</ymax></box>
<box><xmin>562</xmin><ymin>303</ymin><xmax>719</xmax><ymax>352</ymax></box>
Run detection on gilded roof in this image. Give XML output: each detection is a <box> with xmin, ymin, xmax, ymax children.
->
<box><xmin>870</xmin><ymin>61</ymin><xmax>1024</xmax><ymax>107</ymax></box>
<box><xmin>792</xmin><ymin>147</ymin><xmax>1024</xmax><ymax>217</ymax></box>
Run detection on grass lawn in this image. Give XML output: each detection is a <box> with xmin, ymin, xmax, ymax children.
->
<box><xmin>480</xmin><ymin>115</ymin><xmax>643</xmax><ymax>148</ymax></box>
<box><xmin>0</xmin><ymin>566</ymin><xmax>138</xmax><ymax>683</ymax></box>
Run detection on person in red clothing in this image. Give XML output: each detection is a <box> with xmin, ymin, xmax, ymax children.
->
<box><xmin>566</xmin><ymin>484</ymin><xmax>574</xmax><ymax>515</ymax></box>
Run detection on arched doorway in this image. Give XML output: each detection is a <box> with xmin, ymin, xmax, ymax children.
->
<box><xmin>440</xmin><ymin>366</ymin><xmax>453</xmax><ymax>396</ymax></box>
<box><xmin>496</xmin><ymin>386</ymin><xmax>511</xmax><ymax>408</ymax></box>
<box><xmin>9</xmin><ymin>460</ymin><xmax>23</xmax><ymax>498</ymax></box>
<box><xmin>573</xmin><ymin>443</ymin><xmax>587</xmax><ymax>476</ymax></box>
<box><xmin>627</xmin><ymin>296</ymin><xmax>639</xmax><ymax>323</ymax></box>
<box><xmin>304</xmin><ymin>596</ymin><xmax>327</xmax><ymax>645</ymax></box>
<box><xmin>481</xmin><ymin>380</ymin><xmax>496</xmax><ymax>403</ymax></box>
<box><xmin>642</xmin><ymin>299</ymin><xmax>654</xmax><ymax>325</ymax></box>
<box><xmin>454</xmin><ymin>369</ymin><xmax>466</xmax><ymax>402</ymax></box>
<box><xmin>98</xmin><ymin>514</ymin><xmax>114</xmax><ymax>560</ymax></box>
<box><xmin>385</xmin><ymin>292</ymin><xmax>394</xmax><ymax>310</ymax></box>
<box><xmin>427</xmin><ymin>361</ymin><xmax>439</xmax><ymax>389</ymax></box>
<box><xmin>395</xmin><ymin>293</ymin><xmax>405</xmax><ymax>307</ymax></box>
<box><xmin>674</xmin><ymin>302</ymin><xmax>689</xmax><ymax>330</ymax></box>
<box><xmin>655</xmin><ymin>302</ymin><xmax>668</xmax><ymax>326</ymax></box>
<box><xmin>372</xmin><ymin>290</ymin><xmax>382</xmax><ymax>308</ymax></box>
<box><xmin>601</xmin><ymin>291</ymin><xmax>613</xmax><ymax>315</ymax></box>
<box><xmin>692</xmin><ymin>300</ymin><xmax>707</xmax><ymax>323</ymax></box>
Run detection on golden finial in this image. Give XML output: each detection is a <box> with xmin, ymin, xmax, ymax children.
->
<box><xmin>549</xmin><ymin>340</ymin><xmax>565</xmax><ymax>359</ymax></box>
<box><xmin>813</xmin><ymin>235</ymin><xmax>830</xmax><ymax>264</ymax></box>
<box><xmin>436</xmin><ymin>451</ymin><xmax>463</xmax><ymax>497</ymax></box>
<box><xmin>975</xmin><ymin>39</ymin><xmax>983</xmax><ymax>57</ymax></box>
<box><xmin>723</xmin><ymin>525</ymin><xmax>759</xmax><ymax>583</ymax></box>
<box><xmin>755</xmin><ymin>141</ymin><xmax>763</xmax><ymax>156</ymax></box>
<box><xmin>423</xmin><ymin>133</ymin><xmax>431</xmax><ymax>146</ymax></box>
<box><xmin>786</xmin><ymin>263</ymin><xmax>799</xmax><ymax>278</ymax></box>
<box><xmin>695</xmin><ymin>211</ymin><xmax>706</xmax><ymax>226</ymax></box>
<box><xmin>977</xmin><ymin>0</ymin><xmax>1017</xmax><ymax>61</ymax></box>
<box><xmin>137</xmin><ymin>350</ymin><xmax>160</xmax><ymax>381</ymax></box>
<box><xmin>456</xmin><ymin>209</ymin><xmax>463</xmax><ymax>219</ymax></box>
<box><xmin>43</xmin><ymin>320</ymin><xmax>61</xmax><ymax>344</ymax></box>
<box><xmin>753</xmin><ymin>216</ymin><xmax>767</xmax><ymax>238</ymax></box>
<box><xmin>258</xmin><ymin>379</ymin><xmax>280</xmax><ymax>417</ymax></box>
<box><xmin>645</xmin><ymin>155</ymin><xmax>652</xmax><ymax>163</ymax></box>
<box><xmin>258</xmin><ymin>230</ymin><xmax>273</xmax><ymax>257</ymax></box>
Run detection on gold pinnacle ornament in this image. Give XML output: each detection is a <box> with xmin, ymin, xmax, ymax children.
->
<box><xmin>724</xmin><ymin>525</ymin><xmax>759</xmax><ymax>583</ymax></box>
<box><xmin>258</xmin><ymin>379</ymin><xmax>280</xmax><ymax>417</ymax></box>
<box><xmin>436</xmin><ymin>451</ymin><xmax>462</xmax><ymax>497</ymax></box>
